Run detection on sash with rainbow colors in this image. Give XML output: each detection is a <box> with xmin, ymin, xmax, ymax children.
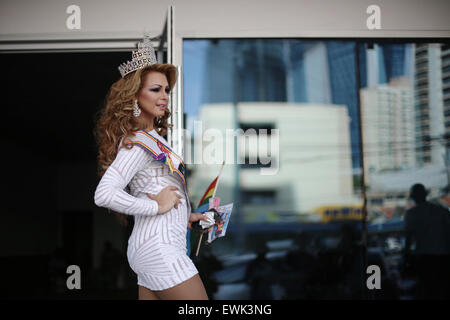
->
<box><xmin>124</xmin><ymin>130</ymin><xmax>186</xmax><ymax>186</ymax></box>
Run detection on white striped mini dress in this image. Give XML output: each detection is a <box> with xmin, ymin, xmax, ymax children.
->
<box><xmin>94</xmin><ymin>129</ymin><xmax>198</xmax><ymax>291</ymax></box>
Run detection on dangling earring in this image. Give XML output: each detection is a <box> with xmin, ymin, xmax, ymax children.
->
<box><xmin>133</xmin><ymin>100</ymin><xmax>141</xmax><ymax>117</ymax></box>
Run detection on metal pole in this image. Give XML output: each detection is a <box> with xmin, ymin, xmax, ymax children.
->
<box><xmin>446</xmin><ymin>147</ymin><xmax>450</xmax><ymax>187</ymax></box>
<box><xmin>355</xmin><ymin>41</ymin><xmax>369</xmax><ymax>300</ymax></box>
<box><xmin>233</xmin><ymin>43</ymin><xmax>244</xmax><ymax>254</ymax></box>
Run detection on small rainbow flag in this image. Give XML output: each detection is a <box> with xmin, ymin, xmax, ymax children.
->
<box><xmin>188</xmin><ymin>161</ymin><xmax>225</xmax><ymax>256</ymax></box>
<box><xmin>196</xmin><ymin>177</ymin><xmax>218</xmax><ymax>212</ymax></box>
<box><xmin>195</xmin><ymin>161</ymin><xmax>225</xmax><ymax>213</ymax></box>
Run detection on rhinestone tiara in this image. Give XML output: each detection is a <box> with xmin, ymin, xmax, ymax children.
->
<box><xmin>118</xmin><ymin>35</ymin><xmax>158</xmax><ymax>78</ymax></box>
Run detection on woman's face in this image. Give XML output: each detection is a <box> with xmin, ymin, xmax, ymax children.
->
<box><xmin>136</xmin><ymin>71</ymin><xmax>170</xmax><ymax>126</ymax></box>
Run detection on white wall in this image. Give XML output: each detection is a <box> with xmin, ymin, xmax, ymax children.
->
<box><xmin>1</xmin><ymin>0</ymin><xmax>449</xmax><ymax>42</ymax></box>
<box><xmin>190</xmin><ymin>102</ymin><xmax>360</xmax><ymax>218</ymax></box>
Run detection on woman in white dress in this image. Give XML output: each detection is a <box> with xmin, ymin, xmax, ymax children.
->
<box><xmin>94</xmin><ymin>37</ymin><xmax>210</xmax><ymax>300</ymax></box>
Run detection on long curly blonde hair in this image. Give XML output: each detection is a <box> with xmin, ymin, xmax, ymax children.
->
<box><xmin>95</xmin><ymin>64</ymin><xmax>178</xmax><ymax>225</ymax></box>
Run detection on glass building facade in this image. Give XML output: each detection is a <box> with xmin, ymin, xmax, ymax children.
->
<box><xmin>183</xmin><ymin>39</ymin><xmax>450</xmax><ymax>300</ymax></box>
<box><xmin>2</xmin><ymin>39</ymin><xmax>449</xmax><ymax>300</ymax></box>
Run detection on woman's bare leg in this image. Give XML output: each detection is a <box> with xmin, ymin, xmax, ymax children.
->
<box><xmin>153</xmin><ymin>274</ymin><xmax>208</xmax><ymax>300</ymax></box>
<box><xmin>138</xmin><ymin>285</ymin><xmax>160</xmax><ymax>300</ymax></box>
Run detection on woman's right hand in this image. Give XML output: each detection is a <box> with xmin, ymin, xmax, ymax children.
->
<box><xmin>147</xmin><ymin>186</ymin><xmax>182</xmax><ymax>214</ymax></box>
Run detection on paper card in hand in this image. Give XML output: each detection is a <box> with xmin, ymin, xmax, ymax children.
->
<box><xmin>207</xmin><ymin>203</ymin><xmax>233</xmax><ymax>243</ymax></box>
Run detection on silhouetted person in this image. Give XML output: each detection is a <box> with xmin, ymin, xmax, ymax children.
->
<box><xmin>403</xmin><ymin>183</ymin><xmax>450</xmax><ymax>299</ymax></box>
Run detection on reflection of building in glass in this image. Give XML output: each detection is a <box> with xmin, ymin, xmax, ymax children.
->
<box><xmin>200</xmin><ymin>40</ymin><xmax>414</xmax><ymax>172</ymax></box>
<box><xmin>414</xmin><ymin>43</ymin><xmax>445</xmax><ymax>166</ymax></box>
<box><xmin>202</xmin><ymin>40</ymin><xmax>366</xmax><ymax>170</ymax></box>
<box><xmin>362</xmin><ymin>43</ymin><xmax>449</xmax><ymax>222</ymax></box>
<box><xmin>365</xmin><ymin>44</ymin><xmax>413</xmax><ymax>88</ymax></box>
<box><xmin>441</xmin><ymin>44</ymin><xmax>450</xmax><ymax>149</ymax></box>
<box><xmin>380</xmin><ymin>44</ymin><xmax>411</xmax><ymax>84</ymax></box>
<box><xmin>326</xmin><ymin>42</ymin><xmax>361</xmax><ymax>170</ymax></box>
<box><xmin>188</xmin><ymin>102</ymin><xmax>361</xmax><ymax>222</ymax></box>
<box><xmin>361</xmin><ymin>76</ymin><xmax>415</xmax><ymax>184</ymax></box>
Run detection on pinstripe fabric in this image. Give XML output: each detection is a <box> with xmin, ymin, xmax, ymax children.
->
<box><xmin>94</xmin><ymin>130</ymin><xmax>198</xmax><ymax>290</ymax></box>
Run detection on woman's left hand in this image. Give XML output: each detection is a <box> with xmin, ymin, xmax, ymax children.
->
<box><xmin>188</xmin><ymin>213</ymin><xmax>213</xmax><ymax>233</ymax></box>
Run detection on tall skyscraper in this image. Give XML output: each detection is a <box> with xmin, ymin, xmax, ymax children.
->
<box><xmin>327</xmin><ymin>42</ymin><xmax>362</xmax><ymax>170</ymax></box>
<box><xmin>381</xmin><ymin>44</ymin><xmax>408</xmax><ymax>83</ymax></box>
<box><xmin>414</xmin><ymin>43</ymin><xmax>445</xmax><ymax>167</ymax></box>
<box><xmin>441</xmin><ymin>43</ymin><xmax>450</xmax><ymax>149</ymax></box>
<box><xmin>361</xmin><ymin>76</ymin><xmax>415</xmax><ymax>185</ymax></box>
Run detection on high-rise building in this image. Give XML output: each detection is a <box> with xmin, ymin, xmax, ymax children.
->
<box><xmin>327</xmin><ymin>42</ymin><xmax>363</xmax><ymax>170</ymax></box>
<box><xmin>414</xmin><ymin>43</ymin><xmax>445</xmax><ymax>166</ymax></box>
<box><xmin>381</xmin><ymin>44</ymin><xmax>409</xmax><ymax>83</ymax></box>
<box><xmin>361</xmin><ymin>76</ymin><xmax>415</xmax><ymax>185</ymax></box>
<box><xmin>441</xmin><ymin>43</ymin><xmax>450</xmax><ymax>149</ymax></box>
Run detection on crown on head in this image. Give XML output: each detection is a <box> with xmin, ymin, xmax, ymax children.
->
<box><xmin>118</xmin><ymin>35</ymin><xmax>158</xmax><ymax>78</ymax></box>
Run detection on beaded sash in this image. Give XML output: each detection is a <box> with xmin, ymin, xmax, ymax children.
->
<box><xmin>125</xmin><ymin>130</ymin><xmax>186</xmax><ymax>186</ymax></box>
